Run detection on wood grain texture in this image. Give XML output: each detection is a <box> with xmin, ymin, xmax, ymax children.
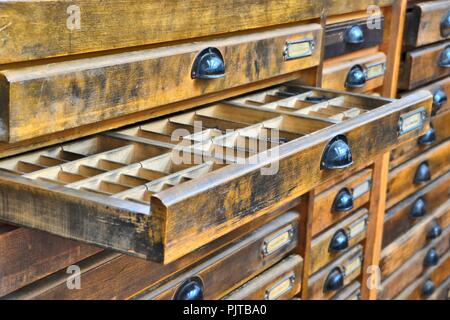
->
<box><xmin>403</xmin><ymin>0</ymin><xmax>450</xmax><ymax>48</ymax></box>
<box><xmin>311</xmin><ymin>169</ymin><xmax>372</xmax><ymax>236</ymax></box>
<box><xmin>322</xmin><ymin>52</ymin><xmax>386</xmax><ymax>93</ymax></box>
<box><xmin>131</xmin><ymin>212</ymin><xmax>299</xmax><ymax>300</ymax></box>
<box><xmin>390</xmin><ymin>109</ymin><xmax>450</xmax><ymax>169</ymax></box>
<box><xmin>428</xmin><ymin>277</ymin><xmax>450</xmax><ymax>300</ymax></box>
<box><xmin>0</xmin><ymin>226</ymin><xmax>100</xmax><ymax>297</ymax></box>
<box><xmin>387</xmin><ymin>140</ymin><xmax>450</xmax><ymax>208</ymax></box>
<box><xmin>332</xmin><ymin>281</ymin><xmax>361</xmax><ymax>300</ymax></box>
<box><xmin>379</xmin><ymin>226</ymin><xmax>450</xmax><ymax>300</ymax></box>
<box><xmin>0</xmin><ymin>25</ymin><xmax>322</xmax><ymax>143</ymax></box>
<box><xmin>223</xmin><ymin>255</ymin><xmax>303</xmax><ymax>300</ymax></box>
<box><xmin>383</xmin><ymin>172</ymin><xmax>450</xmax><ymax>248</ymax></box>
<box><xmin>399</xmin><ymin>40</ymin><xmax>450</xmax><ymax>91</ymax></box>
<box><xmin>380</xmin><ymin>199</ymin><xmax>450</xmax><ymax>278</ymax></box>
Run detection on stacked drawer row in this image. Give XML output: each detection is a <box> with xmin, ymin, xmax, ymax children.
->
<box><xmin>379</xmin><ymin>0</ymin><xmax>450</xmax><ymax>300</ymax></box>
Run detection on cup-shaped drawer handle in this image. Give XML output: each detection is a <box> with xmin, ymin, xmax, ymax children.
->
<box><xmin>414</xmin><ymin>162</ymin><xmax>431</xmax><ymax>184</ymax></box>
<box><xmin>329</xmin><ymin>229</ymin><xmax>349</xmax><ymax>252</ymax></box>
<box><xmin>191</xmin><ymin>47</ymin><xmax>225</xmax><ymax>79</ymax></box>
<box><xmin>345</xmin><ymin>25</ymin><xmax>365</xmax><ymax>44</ymax></box>
<box><xmin>321</xmin><ymin>135</ymin><xmax>353</xmax><ymax>170</ymax></box>
<box><xmin>432</xmin><ymin>89</ymin><xmax>447</xmax><ymax>115</ymax></box>
<box><xmin>422</xmin><ymin>280</ymin><xmax>436</xmax><ymax>298</ymax></box>
<box><xmin>418</xmin><ymin>126</ymin><xmax>436</xmax><ymax>146</ymax></box>
<box><xmin>427</xmin><ymin>222</ymin><xmax>442</xmax><ymax>240</ymax></box>
<box><xmin>324</xmin><ymin>267</ymin><xmax>345</xmax><ymax>292</ymax></box>
<box><xmin>174</xmin><ymin>278</ymin><xmax>204</xmax><ymax>300</ymax></box>
<box><xmin>346</xmin><ymin>65</ymin><xmax>367</xmax><ymax>88</ymax></box>
<box><xmin>332</xmin><ymin>188</ymin><xmax>354</xmax><ymax>212</ymax></box>
<box><xmin>409</xmin><ymin>197</ymin><xmax>427</xmax><ymax>219</ymax></box>
<box><xmin>424</xmin><ymin>248</ymin><xmax>439</xmax><ymax>267</ymax></box>
<box><xmin>441</xmin><ymin>11</ymin><xmax>450</xmax><ymax>38</ymax></box>
<box><xmin>439</xmin><ymin>46</ymin><xmax>450</xmax><ymax>68</ymax></box>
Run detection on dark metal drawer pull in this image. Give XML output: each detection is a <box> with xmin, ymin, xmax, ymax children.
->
<box><xmin>414</xmin><ymin>162</ymin><xmax>431</xmax><ymax>184</ymax></box>
<box><xmin>439</xmin><ymin>46</ymin><xmax>450</xmax><ymax>68</ymax></box>
<box><xmin>424</xmin><ymin>248</ymin><xmax>439</xmax><ymax>267</ymax></box>
<box><xmin>321</xmin><ymin>135</ymin><xmax>353</xmax><ymax>170</ymax></box>
<box><xmin>441</xmin><ymin>11</ymin><xmax>450</xmax><ymax>38</ymax></box>
<box><xmin>191</xmin><ymin>47</ymin><xmax>225</xmax><ymax>79</ymax></box>
<box><xmin>422</xmin><ymin>280</ymin><xmax>436</xmax><ymax>298</ymax></box>
<box><xmin>174</xmin><ymin>277</ymin><xmax>204</xmax><ymax>300</ymax></box>
<box><xmin>332</xmin><ymin>188</ymin><xmax>354</xmax><ymax>212</ymax></box>
<box><xmin>418</xmin><ymin>126</ymin><xmax>436</xmax><ymax>146</ymax></box>
<box><xmin>329</xmin><ymin>229</ymin><xmax>349</xmax><ymax>252</ymax></box>
<box><xmin>409</xmin><ymin>197</ymin><xmax>427</xmax><ymax>219</ymax></box>
<box><xmin>345</xmin><ymin>65</ymin><xmax>366</xmax><ymax>88</ymax></box>
<box><xmin>324</xmin><ymin>268</ymin><xmax>345</xmax><ymax>292</ymax></box>
<box><xmin>432</xmin><ymin>89</ymin><xmax>447</xmax><ymax>115</ymax></box>
<box><xmin>427</xmin><ymin>222</ymin><xmax>442</xmax><ymax>240</ymax></box>
<box><xmin>344</xmin><ymin>25</ymin><xmax>365</xmax><ymax>44</ymax></box>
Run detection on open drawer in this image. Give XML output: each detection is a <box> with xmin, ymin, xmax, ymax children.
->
<box><xmin>0</xmin><ymin>84</ymin><xmax>432</xmax><ymax>264</ymax></box>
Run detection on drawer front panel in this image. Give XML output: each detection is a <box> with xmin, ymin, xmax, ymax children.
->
<box><xmin>311</xmin><ymin>169</ymin><xmax>372</xmax><ymax>236</ymax></box>
<box><xmin>396</xmin><ymin>251</ymin><xmax>450</xmax><ymax>300</ymax></box>
<box><xmin>399</xmin><ymin>41</ymin><xmax>450</xmax><ymax>91</ymax></box>
<box><xmin>404</xmin><ymin>1</ymin><xmax>450</xmax><ymax>48</ymax></box>
<box><xmin>0</xmin><ymin>86</ymin><xmax>432</xmax><ymax>263</ymax></box>
<box><xmin>331</xmin><ymin>281</ymin><xmax>361</xmax><ymax>300</ymax></box>
<box><xmin>390</xmin><ymin>110</ymin><xmax>450</xmax><ymax>169</ymax></box>
<box><xmin>132</xmin><ymin>212</ymin><xmax>299</xmax><ymax>300</ymax></box>
<box><xmin>0</xmin><ymin>0</ymin><xmax>327</xmax><ymax>64</ymax></box>
<box><xmin>0</xmin><ymin>226</ymin><xmax>100</xmax><ymax>297</ymax></box>
<box><xmin>310</xmin><ymin>209</ymin><xmax>368</xmax><ymax>274</ymax></box>
<box><xmin>223</xmin><ymin>255</ymin><xmax>303</xmax><ymax>300</ymax></box>
<box><xmin>308</xmin><ymin>245</ymin><xmax>363</xmax><ymax>300</ymax></box>
<box><xmin>322</xmin><ymin>52</ymin><xmax>386</xmax><ymax>92</ymax></box>
<box><xmin>379</xmin><ymin>225</ymin><xmax>450</xmax><ymax>300</ymax></box>
<box><xmin>428</xmin><ymin>277</ymin><xmax>450</xmax><ymax>300</ymax></box>
<box><xmin>380</xmin><ymin>201</ymin><xmax>450</xmax><ymax>278</ymax></box>
<box><xmin>383</xmin><ymin>172</ymin><xmax>450</xmax><ymax>248</ymax></box>
<box><xmin>387</xmin><ymin>140</ymin><xmax>450</xmax><ymax>208</ymax></box>
<box><xmin>0</xmin><ymin>25</ymin><xmax>322</xmax><ymax>143</ymax></box>
<box><xmin>324</xmin><ymin>16</ymin><xmax>384</xmax><ymax>59</ymax></box>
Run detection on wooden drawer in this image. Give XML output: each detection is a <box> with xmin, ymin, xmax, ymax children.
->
<box><xmin>331</xmin><ymin>281</ymin><xmax>361</xmax><ymax>300</ymax></box>
<box><xmin>308</xmin><ymin>245</ymin><xmax>363</xmax><ymax>300</ymax></box>
<box><xmin>379</xmin><ymin>225</ymin><xmax>450</xmax><ymax>300</ymax></box>
<box><xmin>380</xmin><ymin>200</ymin><xmax>450</xmax><ymax>278</ymax></box>
<box><xmin>0</xmin><ymin>24</ymin><xmax>322</xmax><ymax>144</ymax></box>
<box><xmin>322</xmin><ymin>52</ymin><xmax>386</xmax><ymax>93</ymax></box>
<box><xmin>0</xmin><ymin>84</ymin><xmax>432</xmax><ymax>264</ymax></box>
<box><xmin>131</xmin><ymin>212</ymin><xmax>299</xmax><ymax>300</ymax></box>
<box><xmin>0</xmin><ymin>226</ymin><xmax>100</xmax><ymax>297</ymax></box>
<box><xmin>404</xmin><ymin>1</ymin><xmax>450</xmax><ymax>49</ymax></box>
<box><xmin>395</xmin><ymin>251</ymin><xmax>450</xmax><ymax>300</ymax></box>
<box><xmin>387</xmin><ymin>140</ymin><xmax>450</xmax><ymax>208</ymax></box>
<box><xmin>310</xmin><ymin>209</ymin><xmax>368</xmax><ymax>274</ymax></box>
<box><xmin>5</xmin><ymin>203</ymin><xmax>298</xmax><ymax>300</ymax></box>
<box><xmin>383</xmin><ymin>172</ymin><xmax>450</xmax><ymax>248</ymax></box>
<box><xmin>428</xmin><ymin>277</ymin><xmax>450</xmax><ymax>300</ymax></box>
<box><xmin>390</xmin><ymin>109</ymin><xmax>450</xmax><ymax>169</ymax></box>
<box><xmin>311</xmin><ymin>168</ymin><xmax>372</xmax><ymax>236</ymax></box>
<box><xmin>223</xmin><ymin>255</ymin><xmax>303</xmax><ymax>300</ymax></box>
<box><xmin>399</xmin><ymin>41</ymin><xmax>450</xmax><ymax>91</ymax></box>
<box><xmin>324</xmin><ymin>15</ymin><xmax>384</xmax><ymax>59</ymax></box>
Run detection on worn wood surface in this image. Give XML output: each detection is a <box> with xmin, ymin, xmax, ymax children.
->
<box><xmin>332</xmin><ymin>281</ymin><xmax>361</xmax><ymax>300</ymax></box>
<box><xmin>310</xmin><ymin>209</ymin><xmax>368</xmax><ymax>274</ymax></box>
<box><xmin>379</xmin><ymin>226</ymin><xmax>450</xmax><ymax>300</ymax></box>
<box><xmin>223</xmin><ymin>255</ymin><xmax>303</xmax><ymax>300</ymax></box>
<box><xmin>380</xmin><ymin>200</ymin><xmax>450</xmax><ymax>278</ymax></box>
<box><xmin>390</xmin><ymin>109</ymin><xmax>450</xmax><ymax>169</ymax></box>
<box><xmin>311</xmin><ymin>169</ymin><xmax>372</xmax><ymax>236</ymax></box>
<box><xmin>132</xmin><ymin>212</ymin><xmax>299</xmax><ymax>300</ymax></box>
<box><xmin>0</xmin><ymin>25</ymin><xmax>322</xmax><ymax>143</ymax></box>
<box><xmin>399</xmin><ymin>40</ymin><xmax>450</xmax><ymax>91</ymax></box>
<box><xmin>387</xmin><ymin>140</ymin><xmax>450</xmax><ymax>208</ymax></box>
<box><xmin>383</xmin><ymin>172</ymin><xmax>450</xmax><ymax>248</ymax></box>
